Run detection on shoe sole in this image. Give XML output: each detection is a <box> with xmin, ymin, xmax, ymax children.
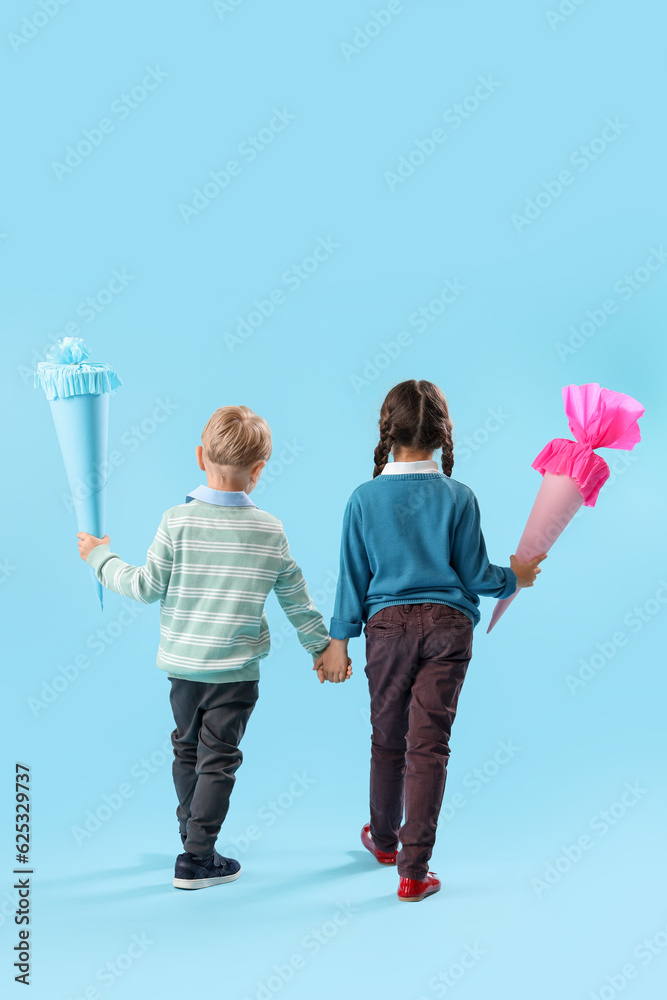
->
<box><xmin>398</xmin><ymin>884</ymin><xmax>441</xmax><ymax>902</ymax></box>
<box><xmin>173</xmin><ymin>868</ymin><xmax>241</xmax><ymax>890</ymax></box>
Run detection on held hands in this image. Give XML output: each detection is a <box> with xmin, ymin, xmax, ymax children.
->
<box><xmin>313</xmin><ymin>639</ymin><xmax>353</xmax><ymax>685</ymax></box>
<box><xmin>77</xmin><ymin>532</ymin><xmax>109</xmax><ymax>561</ymax></box>
<box><xmin>510</xmin><ymin>552</ymin><xmax>548</xmax><ymax>588</ymax></box>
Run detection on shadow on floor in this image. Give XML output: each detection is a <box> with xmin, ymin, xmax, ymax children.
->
<box><xmin>40</xmin><ymin>848</ymin><xmax>508</xmax><ymax>910</ymax></box>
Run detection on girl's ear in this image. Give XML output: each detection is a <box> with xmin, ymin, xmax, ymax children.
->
<box><xmin>196</xmin><ymin>445</ymin><xmax>206</xmax><ymax>471</ymax></box>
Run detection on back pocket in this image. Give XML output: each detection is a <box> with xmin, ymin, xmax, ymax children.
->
<box><xmin>431</xmin><ymin>605</ymin><xmax>471</xmax><ymax>629</ymax></box>
<box><xmin>364</xmin><ymin>617</ymin><xmax>406</xmax><ymax>638</ymax></box>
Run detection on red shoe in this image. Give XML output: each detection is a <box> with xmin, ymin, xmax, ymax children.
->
<box><xmin>360</xmin><ymin>824</ymin><xmax>398</xmax><ymax>865</ymax></box>
<box><xmin>397</xmin><ymin>872</ymin><xmax>441</xmax><ymax>902</ymax></box>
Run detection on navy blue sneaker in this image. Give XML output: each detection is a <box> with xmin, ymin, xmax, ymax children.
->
<box><xmin>173</xmin><ymin>851</ymin><xmax>241</xmax><ymax>890</ymax></box>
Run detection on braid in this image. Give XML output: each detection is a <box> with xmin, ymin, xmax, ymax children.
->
<box><xmin>373</xmin><ymin>424</ymin><xmax>394</xmax><ymax>478</ymax></box>
<box><xmin>440</xmin><ymin>414</ymin><xmax>454</xmax><ymax>477</ymax></box>
<box><xmin>373</xmin><ymin>380</ymin><xmax>454</xmax><ymax>479</ymax></box>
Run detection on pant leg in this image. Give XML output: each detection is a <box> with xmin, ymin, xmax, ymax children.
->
<box><xmin>398</xmin><ymin>604</ymin><xmax>473</xmax><ymax>880</ymax></box>
<box><xmin>169</xmin><ymin>679</ymin><xmax>206</xmax><ymax>844</ymax></box>
<box><xmin>364</xmin><ymin>606</ymin><xmax>420</xmax><ymax>853</ymax></box>
<box><xmin>183</xmin><ymin>679</ymin><xmax>259</xmax><ymax>857</ymax></box>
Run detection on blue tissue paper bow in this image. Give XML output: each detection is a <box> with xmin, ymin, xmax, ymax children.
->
<box><xmin>34</xmin><ymin>337</ymin><xmax>122</xmax><ymax>400</ymax></box>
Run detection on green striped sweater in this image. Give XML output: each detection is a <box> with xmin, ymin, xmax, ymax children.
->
<box><xmin>86</xmin><ymin>499</ymin><xmax>331</xmax><ymax>683</ymax></box>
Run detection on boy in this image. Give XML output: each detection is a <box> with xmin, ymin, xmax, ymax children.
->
<box><xmin>77</xmin><ymin>405</ymin><xmax>347</xmax><ymax>890</ymax></box>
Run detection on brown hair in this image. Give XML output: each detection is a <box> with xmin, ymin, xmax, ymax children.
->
<box><xmin>201</xmin><ymin>406</ymin><xmax>272</xmax><ymax>469</ymax></box>
<box><xmin>373</xmin><ymin>380</ymin><xmax>454</xmax><ymax>478</ymax></box>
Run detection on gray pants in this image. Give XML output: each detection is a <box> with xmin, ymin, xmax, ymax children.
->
<box><xmin>169</xmin><ymin>677</ymin><xmax>259</xmax><ymax>858</ymax></box>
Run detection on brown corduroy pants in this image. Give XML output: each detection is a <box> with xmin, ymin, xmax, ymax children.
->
<box><xmin>364</xmin><ymin>602</ymin><xmax>473</xmax><ymax>879</ymax></box>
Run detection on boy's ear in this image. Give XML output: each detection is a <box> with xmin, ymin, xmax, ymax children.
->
<box><xmin>196</xmin><ymin>445</ymin><xmax>206</xmax><ymax>471</ymax></box>
<box><xmin>247</xmin><ymin>460</ymin><xmax>266</xmax><ymax>489</ymax></box>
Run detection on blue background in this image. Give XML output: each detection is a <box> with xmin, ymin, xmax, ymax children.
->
<box><xmin>2</xmin><ymin>1</ymin><xmax>666</xmax><ymax>998</ymax></box>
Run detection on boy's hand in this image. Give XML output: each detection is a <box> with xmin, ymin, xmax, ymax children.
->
<box><xmin>77</xmin><ymin>532</ymin><xmax>110</xmax><ymax>561</ymax></box>
<box><xmin>313</xmin><ymin>641</ymin><xmax>352</xmax><ymax>684</ymax></box>
<box><xmin>510</xmin><ymin>552</ymin><xmax>547</xmax><ymax>588</ymax></box>
<box><xmin>313</xmin><ymin>656</ymin><xmax>353</xmax><ymax>684</ymax></box>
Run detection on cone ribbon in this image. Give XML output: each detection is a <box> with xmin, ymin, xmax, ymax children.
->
<box><xmin>487</xmin><ymin>383</ymin><xmax>645</xmax><ymax>633</ymax></box>
<box><xmin>35</xmin><ymin>338</ymin><xmax>122</xmax><ymax>608</ymax></box>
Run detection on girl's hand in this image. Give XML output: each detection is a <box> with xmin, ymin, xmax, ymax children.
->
<box><xmin>510</xmin><ymin>552</ymin><xmax>547</xmax><ymax>588</ymax></box>
<box><xmin>77</xmin><ymin>532</ymin><xmax>109</xmax><ymax>561</ymax></box>
<box><xmin>313</xmin><ymin>649</ymin><xmax>353</xmax><ymax>684</ymax></box>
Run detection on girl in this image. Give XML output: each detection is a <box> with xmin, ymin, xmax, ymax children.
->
<box><xmin>316</xmin><ymin>380</ymin><xmax>545</xmax><ymax>902</ymax></box>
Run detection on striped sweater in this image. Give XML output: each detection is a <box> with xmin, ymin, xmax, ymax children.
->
<box><xmin>86</xmin><ymin>498</ymin><xmax>331</xmax><ymax>683</ymax></box>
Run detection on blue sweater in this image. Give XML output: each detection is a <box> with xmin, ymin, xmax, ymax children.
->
<box><xmin>329</xmin><ymin>473</ymin><xmax>517</xmax><ymax>638</ymax></box>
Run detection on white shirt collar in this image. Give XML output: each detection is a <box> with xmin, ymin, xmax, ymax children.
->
<box><xmin>185</xmin><ymin>485</ymin><xmax>257</xmax><ymax>507</ymax></box>
<box><xmin>381</xmin><ymin>460</ymin><xmax>440</xmax><ymax>475</ymax></box>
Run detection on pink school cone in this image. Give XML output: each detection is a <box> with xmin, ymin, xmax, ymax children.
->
<box><xmin>486</xmin><ymin>472</ymin><xmax>583</xmax><ymax>632</ymax></box>
<box><xmin>487</xmin><ymin>383</ymin><xmax>645</xmax><ymax>634</ymax></box>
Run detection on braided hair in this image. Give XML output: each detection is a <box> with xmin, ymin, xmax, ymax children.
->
<box><xmin>372</xmin><ymin>380</ymin><xmax>454</xmax><ymax>478</ymax></box>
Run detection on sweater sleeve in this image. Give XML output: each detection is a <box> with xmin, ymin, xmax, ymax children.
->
<box><xmin>86</xmin><ymin>512</ymin><xmax>173</xmax><ymax>604</ymax></box>
<box><xmin>273</xmin><ymin>533</ymin><xmax>330</xmax><ymax>657</ymax></box>
<box><xmin>450</xmin><ymin>493</ymin><xmax>517</xmax><ymax>599</ymax></box>
<box><xmin>329</xmin><ymin>497</ymin><xmax>371</xmax><ymax>640</ymax></box>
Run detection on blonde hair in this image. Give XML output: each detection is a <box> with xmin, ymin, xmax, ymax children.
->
<box><xmin>201</xmin><ymin>406</ymin><xmax>272</xmax><ymax>469</ymax></box>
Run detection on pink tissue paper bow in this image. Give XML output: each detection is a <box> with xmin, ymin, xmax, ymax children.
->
<box><xmin>487</xmin><ymin>383</ymin><xmax>645</xmax><ymax>633</ymax></box>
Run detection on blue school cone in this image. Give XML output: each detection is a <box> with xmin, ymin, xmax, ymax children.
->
<box><xmin>35</xmin><ymin>338</ymin><xmax>122</xmax><ymax>609</ymax></box>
